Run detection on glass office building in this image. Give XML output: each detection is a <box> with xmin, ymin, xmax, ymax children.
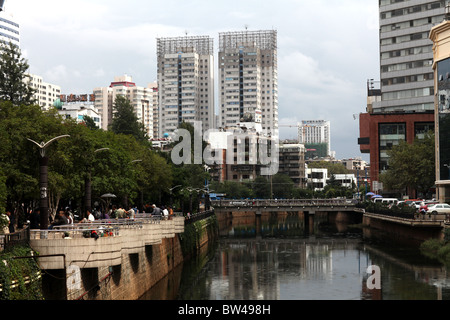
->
<box><xmin>430</xmin><ymin>9</ymin><xmax>450</xmax><ymax>202</ymax></box>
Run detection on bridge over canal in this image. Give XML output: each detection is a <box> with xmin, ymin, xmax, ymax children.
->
<box><xmin>211</xmin><ymin>199</ymin><xmax>447</xmax><ymax>243</ymax></box>
<box><xmin>211</xmin><ymin>199</ymin><xmax>358</xmax><ymax>214</ymax></box>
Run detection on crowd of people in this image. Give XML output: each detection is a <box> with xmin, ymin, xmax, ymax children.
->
<box><xmin>1</xmin><ymin>202</ymin><xmax>178</xmax><ymax>233</ymax></box>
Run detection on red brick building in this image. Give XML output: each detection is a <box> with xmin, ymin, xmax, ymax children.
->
<box><xmin>358</xmin><ymin>111</ymin><xmax>434</xmax><ymax>197</ymax></box>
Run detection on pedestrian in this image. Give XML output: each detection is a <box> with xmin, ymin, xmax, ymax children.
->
<box><xmin>116</xmin><ymin>206</ymin><xmax>126</xmax><ymax>219</ymax></box>
<box><xmin>1</xmin><ymin>211</ymin><xmax>10</xmax><ymax>234</ymax></box>
<box><xmin>29</xmin><ymin>208</ymin><xmax>40</xmax><ymax>229</ymax></box>
<box><xmin>152</xmin><ymin>204</ymin><xmax>161</xmax><ymax>216</ymax></box>
<box><xmin>168</xmin><ymin>206</ymin><xmax>174</xmax><ymax>220</ymax></box>
<box><xmin>419</xmin><ymin>201</ymin><xmax>427</xmax><ymax>218</ymax></box>
<box><xmin>87</xmin><ymin>209</ymin><xmax>95</xmax><ymax>222</ymax></box>
<box><xmin>162</xmin><ymin>206</ymin><xmax>169</xmax><ymax>220</ymax></box>
<box><xmin>110</xmin><ymin>205</ymin><xmax>117</xmax><ymax>219</ymax></box>
<box><xmin>65</xmin><ymin>208</ymin><xmax>73</xmax><ymax>225</ymax></box>
<box><xmin>6</xmin><ymin>210</ymin><xmax>14</xmax><ymax>233</ymax></box>
<box><xmin>126</xmin><ymin>206</ymin><xmax>135</xmax><ymax>219</ymax></box>
<box><xmin>49</xmin><ymin>210</ymin><xmax>69</xmax><ymax>229</ymax></box>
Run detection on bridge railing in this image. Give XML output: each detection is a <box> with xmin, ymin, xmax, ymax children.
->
<box><xmin>211</xmin><ymin>199</ymin><xmax>355</xmax><ymax>207</ymax></box>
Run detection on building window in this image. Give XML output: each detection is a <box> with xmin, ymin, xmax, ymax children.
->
<box><xmin>379</xmin><ymin>123</ymin><xmax>406</xmax><ymax>171</ymax></box>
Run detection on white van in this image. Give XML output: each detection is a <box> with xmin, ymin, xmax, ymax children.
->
<box><xmin>381</xmin><ymin>198</ymin><xmax>398</xmax><ymax>206</ymax></box>
<box><xmin>373</xmin><ymin>198</ymin><xmax>398</xmax><ymax>206</ymax></box>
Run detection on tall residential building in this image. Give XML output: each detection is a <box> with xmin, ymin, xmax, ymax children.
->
<box><xmin>359</xmin><ymin>0</ymin><xmax>445</xmax><ymax>196</ymax></box>
<box><xmin>93</xmin><ymin>75</ymin><xmax>157</xmax><ymax>138</ymax></box>
<box><xmin>376</xmin><ymin>0</ymin><xmax>446</xmax><ymax>113</ymax></box>
<box><xmin>0</xmin><ymin>2</ymin><xmax>20</xmax><ymax>47</ymax></box>
<box><xmin>298</xmin><ymin>120</ymin><xmax>331</xmax><ymax>158</ymax></box>
<box><xmin>156</xmin><ymin>36</ymin><xmax>215</xmax><ymax>136</ymax></box>
<box><xmin>218</xmin><ymin>30</ymin><xmax>278</xmax><ymax>135</ymax></box>
<box><xmin>147</xmin><ymin>81</ymin><xmax>159</xmax><ymax>139</ymax></box>
<box><xmin>25</xmin><ymin>73</ymin><xmax>61</xmax><ymax>110</ymax></box>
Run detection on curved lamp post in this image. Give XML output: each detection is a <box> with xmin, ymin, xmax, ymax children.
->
<box><xmin>27</xmin><ymin>135</ymin><xmax>70</xmax><ymax>229</ymax></box>
<box><xmin>168</xmin><ymin>185</ymin><xmax>182</xmax><ymax>208</ymax></box>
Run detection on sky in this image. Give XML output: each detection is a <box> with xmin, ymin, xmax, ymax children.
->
<box><xmin>4</xmin><ymin>0</ymin><xmax>380</xmax><ymax>161</ymax></box>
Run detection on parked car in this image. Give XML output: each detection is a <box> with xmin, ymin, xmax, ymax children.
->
<box><xmin>404</xmin><ymin>199</ymin><xmax>421</xmax><ymax>205</ymax></box>
<box><xmin>426</xmin><ymin>203</ymin><xmax>450</xmax><ymax>214</ymax></box>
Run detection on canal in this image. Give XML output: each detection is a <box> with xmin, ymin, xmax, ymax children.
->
<box><xmin>140</xmin><ymin>212</ymin><xmax>450</xmax><ymax>300</ymax></box>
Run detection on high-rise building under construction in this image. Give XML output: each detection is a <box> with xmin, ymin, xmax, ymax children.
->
<box><xmin>156</xmin><ymin>36</ymin><xmax>215</xmax><ymax>137</ymax></box>
<box><xmin>218</xmin><ymin>30</ymin><xmax>278</xmax><ymax>136</ymax></box>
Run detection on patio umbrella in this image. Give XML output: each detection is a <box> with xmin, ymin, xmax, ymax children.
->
<box><xmin>101</xmin><ymin>193</ymin><xmax>116</xmax><ymax>198</ymax></box>
<box><xmin>101</xmin><ymin>193</ymin><xmax>116</xmax><ymax>212</ymax></box>
<box><xmin>366</xmin><ymin>192</ymin><xmax>375</xmax><ymax>196</ymax></box>
<box><xmin>371</xmin><ymin>194</ymin><xmax>382</xmax><ymax>198</ymax></box>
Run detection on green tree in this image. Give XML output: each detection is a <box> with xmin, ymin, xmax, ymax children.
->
<box><xmin>110</xmin><ymin>95</ymin><xmax>147</xmax><ymax>142</ymax></box>
<box><xmin>380</xmin><ymin>133</ymin><xmax>435</xmax><ymax>197</ymax></box>
<box><xmin>0</xmin><ymin>42</ymin><xmax>36</xmax><ymax>105</ymax></box>
<box><xmin>308</xmin><ymin>161</ymin><xmax>349</xmax><ymax>175</ymax></box>
<box><xmin>253</xmin><ymin>176</ymin><xmax>270</xmax><ymax>198</ymax></box>
<box><xmin>82</xmin><ymin>115</ymin><xmax>99</xmax><ymax>130</ymax></box>
<box><xmin>272</xmin><ymin>174</ymin><xmax>295</xmax><ymax>198</ymax></box>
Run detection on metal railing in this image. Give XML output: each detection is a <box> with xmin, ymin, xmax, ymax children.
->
<box><xmin>0</xmin><ymin>227</ymin><xmax>30</xmax><ymax>251</ymax></box>
<box><xmin>212</xmin><ymin>199</ymin><xmax>354</xmax><ymax>207</ymax></box>
<box><xmin>184</xmin><ymin>210</ymin><xmax>215</xmax><ymax>225</ymax></box>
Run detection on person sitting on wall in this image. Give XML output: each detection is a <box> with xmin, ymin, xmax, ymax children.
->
<box><xmin>49</xmin><ymin>210</ymin><xmax>69</xmax><ymax>229</ymax></box>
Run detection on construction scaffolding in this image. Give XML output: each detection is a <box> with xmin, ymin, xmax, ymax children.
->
<box><xmin>219</xmin><ymin>30</ymin><xmax>277</xmax><ymax>51</ymax></box>
<box><xmin>156</xmin><ymin>35</ymin><xmax>214</xmax><ymax>57</ymax></box>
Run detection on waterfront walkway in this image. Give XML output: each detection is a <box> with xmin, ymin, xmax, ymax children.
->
<box><xmin>3</xmin><ymin>214</ymin><xmax>186</xmax><ymax>270</ymax></box>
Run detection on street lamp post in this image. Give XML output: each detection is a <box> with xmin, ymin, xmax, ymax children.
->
<box><xmin>168</xmin><ymin>185</ymin><xmax>182</xmax><ymax>208</ymax></box>
<box><xmin>27</xmin><ymin>135</ymin><xmax>70</xmax><ymax>230</ymax></box>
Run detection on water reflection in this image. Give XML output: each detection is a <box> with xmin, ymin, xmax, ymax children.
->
<box><xmin>142</xmin><ymin>212</ymin><xmax>450</xmax><ymax>300</ymax></box>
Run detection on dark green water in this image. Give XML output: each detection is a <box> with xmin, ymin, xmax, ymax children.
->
<box><xmin>140</xmin><ymin>213</ymin><xmax>450</xmax><ymax>300</ymax></box>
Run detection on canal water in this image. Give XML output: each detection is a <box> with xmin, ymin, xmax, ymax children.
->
<box><xmin>140</xmin><ymin>212</ymin><xmax>450</xmax><ymax>300</ymax></box>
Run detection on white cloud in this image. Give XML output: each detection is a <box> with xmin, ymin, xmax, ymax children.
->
<box><xmin>5</xmin><ymin>0</ymin><xmax>378</xmax><ymax>160</ymax></box>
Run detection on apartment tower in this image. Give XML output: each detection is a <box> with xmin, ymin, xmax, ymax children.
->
<box><xmin>156</xmin><ymin>36</ymin><xmax>215</xmax><ymax>136</ymax></box>
<box><xmin>25</xmin><ymin>73</ymin><xmax>61</xmax><ymax>110</ymax></box>
<box><xmin>298</xmin><ymin>120</ymin><xmax>331</xmax><ymax>158</ymax></box>
<box><xmin>359</xmin><ymin>0</ymin><xmax>447</xmax><ymax>196</ymax></box>
<box><xmin>377</xmin><ymin>0</ymin><xmax>446</xmax><ymax>113</ymax></box>
<box><xmin>218</xmin><ymin>30</ymin><xmax>278</xmax><ymax>135</ymax></box>
<box><xmin>0</xmin><ymin>1</ymin><xmax>19</xmax><ymax>47</ymax></box>
<box><xmin>93</xmin><ymin>75</ymin><xmax>156</xmax><ymax>138</ymax></box>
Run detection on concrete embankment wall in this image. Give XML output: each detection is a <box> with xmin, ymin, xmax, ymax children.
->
<box><xmin>362</xmin><ymin>213</ymin><xmax>444</xmax><ymax>245</ymax></box>
<box><xmin>42</xmin><ymin>217</ymin><xmax>218</xmax><ymax>300</ymax></box>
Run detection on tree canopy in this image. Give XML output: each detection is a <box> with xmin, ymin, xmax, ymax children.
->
<box><xmin>0</xmin><ymin>42</ymin><xmax>36</xmax><ymax>105</ymax></box>
<box><xmin>110</xmin><ymin>95</ymin><xmax>148</xmax><ymax>142</ymax></box>
<box><xmin>380</xmin><ymin>133</ymin><xmax>435</xmax><ymax>197</ymax></box>
<box><xmin>307</xmin><ymin>160</ymin><xmax>349</xmax><ymax>175</ymax></box>
<box><xmin>0</xmin><ymin>100</ymin><xmax>176</xmax><ymax>224</ymax></box>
